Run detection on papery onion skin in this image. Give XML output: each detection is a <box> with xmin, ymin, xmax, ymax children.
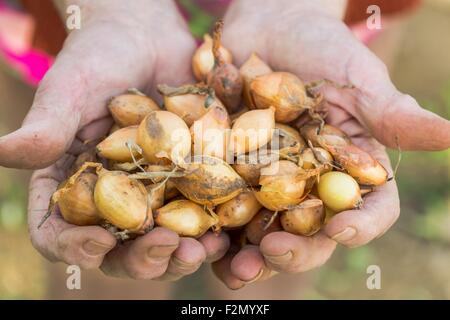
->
<box><xmin>239</xmin><ymin>53</ymin><xmax>272</xmax><ymax>109</ymax></box>
<box><xmin>172</xmin><ymin>156</ymin><xmax>246</xmax><ymax>206</ymax></box>
<box><xmin>301</xmin><ymin>124</ymin><xmax>388</xmax><ymax>186</ymax></box>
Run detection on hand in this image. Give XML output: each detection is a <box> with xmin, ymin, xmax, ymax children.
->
<box><xmin>10</xmin><ymin>0</ymin><xmax>230</xmax><ymax>280</ymax></box>
<box><xmin>212</xmin><ymin>0</ymin><xmax>450</xmax><ymax>289</ymax></box>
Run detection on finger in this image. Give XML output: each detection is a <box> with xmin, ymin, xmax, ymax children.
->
<box><xmin>260</xmin><ymin>231</ymin><xmax>337</xmax><ymax>273</ymax></box>
<box><xmin>101</xmin><ymin>227</ymin><xmax>179</xmax><ymax>280</ymax></box>
<box><xmin>29</xmin><ymin>164</ymin><xmax>116</xmax><ymax>268</ymax></box>
<box><xmin>155</xmin><ymin>237</ymin><xmax>206</xmax><ymax>281</ymax></box>
<box><xmin>198</xmin><ymin>231</ymin><xmax>230</xmax><ymax>263</ymax></box>
<box><xmin>212</xmin><ymin>250</ymin><xmax>245</xmax><ymax>290</ymax></box>
<box><xmin>0</xmin><ymin>60</ymin><xmax>84</xmax><ymax>169</ymax></box>
<box><xmin>230</xmin><ymin>245</ymin><xmax>275</xmax><ymax>283</ymax></box>
<box><xmin>323</xmin><ymin>137</ymin><xmax>400</xmax><ymax>247</ymax></box>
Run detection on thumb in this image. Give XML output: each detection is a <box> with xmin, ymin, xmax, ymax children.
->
<box><xmin>0</xmin><ymin>61</ymin><xmax>83</xmax><ymax>169</ymax></box>
<box><xmin>345</xmin><ymin>48</ymin><xmax>450</xmax><ymax>151</ymax></box>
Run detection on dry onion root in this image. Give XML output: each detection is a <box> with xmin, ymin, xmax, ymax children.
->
<box><xmin>301</xmin><ymin>123</ymin><xmax>388</xmax><ymax>186</ymax></box>
<box><xmin>280</xmin><ymin>198</ymin><xmax>325</xmax><ymax>236</ymax></box>
<box><xmin>154</xmin><ymin>200</ymin><xmax>218</xmax><ymax>238</ymax></box>
<box><xmin>108</xmin><ymin>89</ymin><xmax>159</xmax><ymax>127</ymax></box>
<box><xmin>206</xmin><ymin>20</ymin><xmax>243</xmax><ymax>114</ymax></box>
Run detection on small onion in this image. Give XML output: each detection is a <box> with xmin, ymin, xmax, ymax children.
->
<box><xmin>280</xmin><ymin>199</ymin><xmax>325</xmax><ymax>236</ymax></box>
<box><xmin>108</xmin><ymin>91</ymin><xmax>159</xmax><ymax>127</ymax></box>
<box><xmin>239</xmin><ymin>53</ymin><xmax>272</xmax><ymax>109</ymax></box>
<box><xmin>245</xmin><ymin>208</ymin><xmax>282</xmax><ymax>245</ymax></box>
<box><xmin>155</xmin><ymin>200</ymin><xmax>217</xmax><ymax>238</ymax></box>
<box><xmin>216</xmin><ymin>191</ymin><xmax>262</xmax><ymax>230</ymax></box>
<box><xmin>96</xmin><ymin>126</ymin><xmax>139</xmax><ymax>162</ymax></box>
<box><xmin>317</xmin><ymin>171</ymin><xmax>362</xmax><ymax>213</ymax></box>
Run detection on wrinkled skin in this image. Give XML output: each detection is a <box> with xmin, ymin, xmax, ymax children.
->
<box><xmin>0</xmin><ymin>1</ymin><xmax>229</xmax><ymax>281</ymax></box>
<box><xmin>211</xmin><ymin>0</ymin><xmax>450</xmax><ymax>289</ymax></box>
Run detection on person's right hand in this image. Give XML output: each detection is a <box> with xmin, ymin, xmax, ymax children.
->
<box><xmin>2</xmin><ymin>0</ymin><xmax>230</xmax><ymax>280</ymax></box>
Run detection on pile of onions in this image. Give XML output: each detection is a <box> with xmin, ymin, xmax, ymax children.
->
<box><xmin>42</xmin><ymin>19</ymin><xmax>389</xmax><ymax>254</ymax></box>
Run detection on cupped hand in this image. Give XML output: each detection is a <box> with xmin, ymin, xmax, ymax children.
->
<box><xmin>12</xmin><ymin>0</ymin><xmax>230</xmax><ymax>280</ymax></box>
<box><xmin>213</xmin><ymin>0</ymin><xmax>450</xmax><ymax>289</ymax></box>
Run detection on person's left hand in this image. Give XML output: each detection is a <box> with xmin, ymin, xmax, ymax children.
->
<box><xmin>212</xmin><ymin>0</ymin><xmax>450</xmax><ymax>289</ymax></box>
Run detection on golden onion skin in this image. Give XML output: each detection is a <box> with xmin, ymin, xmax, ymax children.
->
<box><xmin>216</xmin><ymin>191</ymin><xmax>262</xmax><ymax>229</ymax></box>
<box><xmin>96</xmin><ymin>126</ymin><xmax>139</xmax><ymax>162</ymax></box>
<box><xmin>94</xmin><ymin>171</ymin><xmax>152</xmax><ymax>232</ymax></box>
<box><xmin>155</xmin><ymin>200</ymin><xmax>217</xmax><ymax>238</ymax></box>
<box><xmin>108</xmin><ymin>93</ymin><xmax>159</xmax><ymax>127</ymax></box>
<box><xmin>245</xmin><ymin>208</ymin><xmax>282</xmax><ymax>245</ymax></box>
<box><xmin>58</xmin><ymin>173</ymin><xmax>101</xmax><ymax>226</ymax></box>
<box><xmin>280</xmin><ymin>199</ymin><xmax>325</xmax><ymax>236</ymax></box>
<box><xmin>240</xmin><ymin>53</ymin><xmax>272</xmax><ymax>109</ymax></box>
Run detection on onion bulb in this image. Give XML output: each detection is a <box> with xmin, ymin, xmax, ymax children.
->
<box><xmin>172</xmin><ymin>156</ymin><xmax>246</xmax><ymax>206</ymax></box>
<box><xmin>216</xmin><ymin>191</ymin><xmax>262</xmax><ymax>230</ymax></box>
<box><xmin>240</xmin><ymin>53</ymin><xmax>272</xmax><ymax>109</ymax></box>
<box><xmin>146</xmin><ymin>183</ymin><xmax>165</xmax><ymax>211</ymax></box>
<box><xmin>273</xmin><ymin>123</ymin><xmax>306</xmax><ymax>155</ymax></box>
<box><xmin>56</xmin><ymin>173</ymin><xmax>101</xmax><ymax>226</ymax></box>
<box><xmin>229</xmin><ymin>107</ymin><xmax>275</xmax><ymax>155</ymax></box>
<box><xmin>137</xmin><ymin>111</ymin><xmax>191</xmax><ymax>165</ymax></box>
<box><xmin>254</xmin><ymin>160</ymin><xmax>306</xmax><ymax>211</ymax></box>
<box><xmin>154</xmin><ymin>200</ymin><xmax>217</xmax><ymax>238</ymax></box>
<box><xmin>232</xmin><ymin>161</ymin><xmax>269</xmax><ymax>187</ymax></box>
<box><xmin>250</xmin><ymin>72</ymin><xmax>320</xmax><ymax>123</ymax></box>
<box><xmin>96</xmin><ymin>126</ymin><xmax>139</xmax><ymax>162</ymax></box>
<box><xmin>245</xmin><ymin>208</ymin><xmax>282</xmax><ymax>245</ymax></box>
<box><xmin>108</xmin><ymin>90</ymin><xmax>159</xmax><ymax>127</ymax></box>
<box><xmin>191</xmin><ymin>104</ymin><xmax>230</xmax><ymax>160</ymax></box>
<box><xmin>280</xmin><ymin>199</ymin><xmax>325</xmax><ymax>236</ymax></box>
<box><xmin>317</xmin><ymin>171</ymin><xmax>362</xmax><ymax>213</ymax></box>
<box><xmin>206</xmin><ymin>20</ymin><xmax>243</xmax><ymax>113</ymax></box>
<box><xmin>94</xmin><ymin>166</ymin><xmax>153</xmax><ymax>232</ymax></box>
<box><xmin>192</xmin><ymin>34</ymin><xmax>232</xmax><ymax>81</ymax></box>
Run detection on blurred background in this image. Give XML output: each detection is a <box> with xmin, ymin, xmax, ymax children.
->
<box><xmin>0</xmin><ymin>0</ymin><xmax>449</xmax><ymax>299</ymax></box>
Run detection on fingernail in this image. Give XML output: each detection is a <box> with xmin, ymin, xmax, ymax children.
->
<box><xmin>147</xmin><ymin>244</ymin><xmax>178</xmax><ymax>259</ymax></box>
<box><xmin>244</xmin><ymin>268</ymin><xmax>264</xmax><ymax>284</ymax></box>
<box><xmin>83</xmin><ymin>240</ymin><xmax>114</xmax><ymax>256</ymax></box>
<box><xmin>171</xmin><ymin>256</ymin><xmax>199</xmax><ymax>269</ymax></box>
<box><xmin>331</xmin><ymin>227</ymin><xmax>357</xmax><ymax>242</ymax></box>
<box><xmin>264</xmin><ymin>250</ymin><xmax>293</xmax><ymax>265</ymax></box>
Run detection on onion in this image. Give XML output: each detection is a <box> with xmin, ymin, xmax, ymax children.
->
<box><xmin>96</xmin><ymin>126</ymin><xmax>139</xmax><ymax>162</ymax></box>
<box><xmin>254</xmin><ymin>160</ymin><xmax>306</xmax><ymax>211</ymax></box>
<box><xmin>216</xmin><ymin>191</ymin><xmax>262</xmax><ymax>230</ymax></box>
<box><xmin>137</xmin><ymin>111</ymin><xmax>191</xmax><ymax>165</ymax></box>
<box><xmin>155</xmin><ymin>200</ymin><xmax>217</xmax><ymax>238</ymax></box>
<box><xmin>172</xmin><ymin>156</ymin><xmax>246</xmax><ymax>206</ymax></box>
<box><xmin>192</xmin><ymin>34</ymin><xmax>232</xmax><ymax>81</ymax></box>
<box><xmin>317</xmin><ymin>171</ymin><xmax>362</xmax><ymax>213</ymax></box>
<box><xmin>245</xmin><ymin>208</ymin><xmax>282</xmax><ymax>245</ymax></box>
<box><xmin>280</xmin><ymin>199</ymin><xmax>325</xmax><ymax>236</ymax></box>
<box><xmin>250</xmin><ymin>72</ymin><xmax>320</xmax><ymax>123</ymax></box>
<box><xmin>239</xmin><ymin>53</ymin><xmax>272</xmax><ymax>109</ymax></box>
<box><xmin>108</xmin><ymin>90</ymin><xmax>159</xmax><ymax>127</ymax></box>
<box><xmin>229</xmin><ymin>107</ymin><xmax>275</xmax><ymax>155</ymax></box>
